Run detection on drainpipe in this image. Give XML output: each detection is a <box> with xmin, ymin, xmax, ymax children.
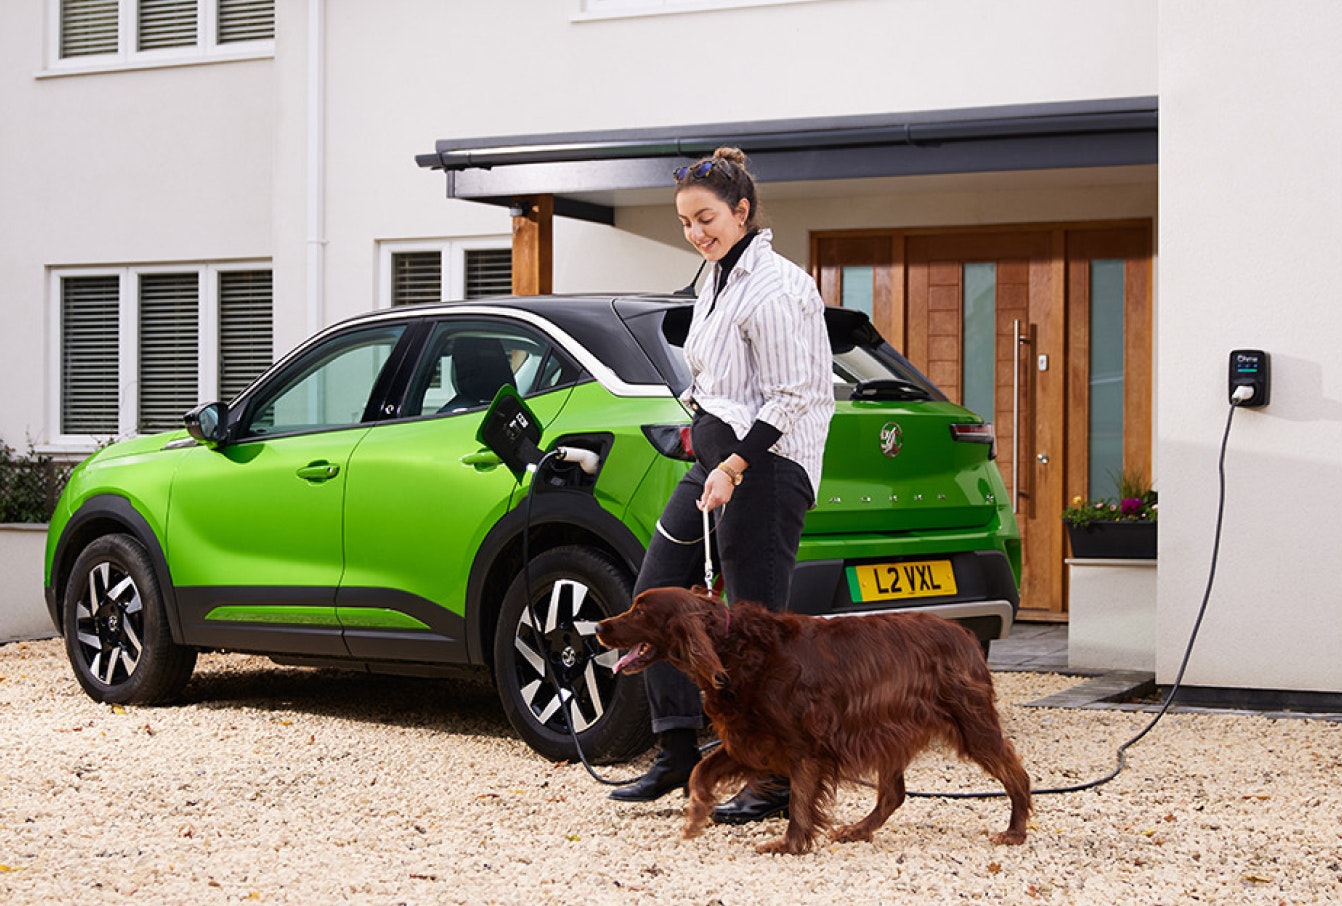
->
<box><xmin>305</xmin><ymin>0</ymin><xmax>325</xmax><ymax>334</ymax></box>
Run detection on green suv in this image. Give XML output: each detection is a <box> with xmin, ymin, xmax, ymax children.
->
<box><xmin>45</xmin><ymin>295</ymin><xmax>1020</xmax><ymax>763</ymax></box>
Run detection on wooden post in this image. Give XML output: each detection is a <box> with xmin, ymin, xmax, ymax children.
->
<box><xmin>511</xmin><ymin>195</ymin><xmax>553</xmax><ymax>296</ymax></box>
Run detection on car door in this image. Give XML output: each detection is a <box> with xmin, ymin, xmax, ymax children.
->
<box><xmin>166</xmin><ymin>321</ymin><xmax>412</xmax><ymax>655</ymax></box>
<box><xmin>337</xmin><ymin>318</ymin><xmax>584</xmax><ymax>663</ymax></box>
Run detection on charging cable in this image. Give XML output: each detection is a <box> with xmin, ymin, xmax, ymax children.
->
<box><xmin>902</xmin><ymin>396</ymin><xmax>1245</xmax><ymax>801</ymax></box>
<box><xmin>517</xmin><ymin>447</ymin><xmax>645</xmax><ymax>786</ymax></box>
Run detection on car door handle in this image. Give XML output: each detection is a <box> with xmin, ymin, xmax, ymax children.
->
<box><xmin>460</xmin><ymin>449</ymin><xmax>503</xmax><ymax>469</ymax></box>
<box><xmin>296</xmin><ymin>461</ymin><xmax>341</xmax><ymax>482</ymax></box>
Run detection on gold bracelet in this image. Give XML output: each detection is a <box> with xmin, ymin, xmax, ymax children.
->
<box><xmin>716</xmin><ymin>461</ymin><xmax>743</xmax><ymax>486</ymax></box>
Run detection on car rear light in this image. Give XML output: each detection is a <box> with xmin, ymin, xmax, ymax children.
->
<box><xmin>642</xmin><ymin>424</ymin><xmax>695</xmax><ymax>461</ymax></box>
<box><xmin>641</xmin><ymin>426</ymin><xmax>697</xmax><ymax>464</ymax></box>
<box><xmin>950</xmin><ymin>422</ymin><xmax>997</xmax><ymax>459</ymax></box>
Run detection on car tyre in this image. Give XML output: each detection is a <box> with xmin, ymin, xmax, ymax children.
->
<box><xmin>494</xmin><ymin>545</ymin><xmax>652</xmax><ymax>764</ymax></box>
<box><xmin>62</xmin><ymin>534</ymin><xmax>197</xmax><ymax>705</ymax></box>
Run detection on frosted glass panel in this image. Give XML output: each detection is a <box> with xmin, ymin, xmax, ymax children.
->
<box><xmin>841</xmin><ymin>266</ymin><xmax>873</xmax><ymax>317</ymax></box>
<box><xmin>1088</xmin><ymin>259</ymin><xmax>1125</xmax><ymax>498</ymax></box>
<box><xmin>962</xmin><ymin>263</ymin><xmax>996</xmax><ymax>420</ymax></box>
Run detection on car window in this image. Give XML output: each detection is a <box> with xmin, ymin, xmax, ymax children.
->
<box><xmin>242</xmin><ymin>324</ymin><xmax>407</xmax><ymax>438</ymax></box>
<box><xmin>402</xmin><ymin>320</ymin><xmax>582</xmax><ymax>418</ymax></box>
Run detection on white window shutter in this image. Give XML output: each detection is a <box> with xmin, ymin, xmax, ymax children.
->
<box><xmin>464</xmin><ymin>249</ymin><xmax>513</xmax><ymax>299</ymax></box>
<box><xmin>61</xmin><ymin>275</ymin><xmax>121</xmax><ymax>435</ymax></box>
<box><xmin>218</xmin><ymin>0</ymin><xmax>275</xmax><ymax>43</ymax></box>
<box><xmin>138</xmin><ymin>0</ymin><xmax>198</xmax><ymax>51</ymax></box>
<box><xmin>219</xmin><ymin>270</ymin><xmax>273</xmax><ymax>400</ymax></box>
<box><xmin>60</xmin><ymin>0</ymin><xmax>119</xmax><ymax>58</ymax></box>
<box><xmin>138</xmin><ymin>273</ymin><xmax>200</xmax><ymax>432</ymax></box>
<box><xmin>391</xmin><ymin>251</ymin><xmax>443</xmax><ymax>306</ymax></box>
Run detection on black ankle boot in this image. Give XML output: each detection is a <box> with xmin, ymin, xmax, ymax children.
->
<box><xmin>711</xmin><ymin>776</ymin><xmax>790</xmax><ymax>824</ymax></box>
<box><xmin>608</xmin><ymin>731</ymin><xmax>700</xmax><ymax>802</ymax></box>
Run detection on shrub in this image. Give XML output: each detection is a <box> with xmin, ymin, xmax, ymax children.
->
<box><xmin>0</xmin><ymin>440</ymin><xmax>73</xmax><ymax>524</ymax></box>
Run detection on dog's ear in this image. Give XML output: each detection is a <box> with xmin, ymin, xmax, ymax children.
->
<box><xmin>667</xmin><ymin>602</ymin><xmax>728</xmax><ymax>690</ymax></box>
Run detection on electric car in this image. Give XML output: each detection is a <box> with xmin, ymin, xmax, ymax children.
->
<box><xmin>44</xmin><ymin>295</ymin><xmax>1021</xmax><ymax>764</ymax></box>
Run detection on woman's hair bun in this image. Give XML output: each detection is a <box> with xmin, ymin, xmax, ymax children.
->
<box><xmin>712</xmin><ymin>146</ymin><xmax>748</xmax><ymax>167</ymax></box>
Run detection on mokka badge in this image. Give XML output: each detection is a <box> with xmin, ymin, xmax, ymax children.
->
<box><xmin>879</xmin><ymin>422</ymin><xmax>903</xmax><ymax>458</ymax></box>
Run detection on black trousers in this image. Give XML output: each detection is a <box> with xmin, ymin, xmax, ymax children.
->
<box><xmin>634</xmin><ymin>411</ymin><xmax>813</xmax><ymax>733</ymax></box>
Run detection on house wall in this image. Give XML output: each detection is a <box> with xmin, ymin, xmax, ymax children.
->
<box><xmin>0</xmin><ymin>2</ymin><xmax>275</xmax><ymax>451</ymax></box>
<box><xmin>1156</xmin><ymin>0</ymin><xmax>1342</xmax><ymax>692</ymax></box>
<box><xmin>308</xmin><ymin>0</ymin><xmax>1158</xmax><ymax>324</ymax></box>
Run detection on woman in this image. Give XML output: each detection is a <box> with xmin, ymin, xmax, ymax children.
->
<box><xmin>608</xmin><ymin>148</ymin><xmax>834</xmax><ymax>824</ymax></box>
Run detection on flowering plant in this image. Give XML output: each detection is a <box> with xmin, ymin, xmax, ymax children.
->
<box><xmin>1062</xmin><ymin>469</ymin><xmax>1158</xmax><ymax>527</ymax></box>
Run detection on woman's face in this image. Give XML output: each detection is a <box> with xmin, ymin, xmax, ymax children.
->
<box><xmin>676</xmin><ymin>185</ymin><xmax>749</xmax><ymax>262</ymax></box>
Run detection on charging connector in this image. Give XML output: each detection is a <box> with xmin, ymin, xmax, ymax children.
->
<box><xmin>553</xmin><ymin>446</ymin><xmax>600</xmax><ymax>475</ymax></box>
<box><xmin>1231</xmin><ymin>384</ymin><xmax>1255</xmax><ymax>405</ymax></box>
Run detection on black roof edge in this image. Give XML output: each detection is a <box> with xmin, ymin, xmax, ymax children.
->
<box><xmin>414</xmin><ymin>96</ymin><xmax>1157</xmax><ymax>172</ymax></box>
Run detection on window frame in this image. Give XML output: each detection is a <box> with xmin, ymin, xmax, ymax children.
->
<box><xmin>47</xmin><ymin>260</ymin><xmax>272</xmax><ymax>451</ymax></box>
<box><xmin>378</xmin><ymin>237</ymin><xmax>512</xmax><ymax>309</ymax></box>
<box><xmin>43</xmin><ymin>0</ymin><xmax>275</xmax><ymax>77</ymax></box>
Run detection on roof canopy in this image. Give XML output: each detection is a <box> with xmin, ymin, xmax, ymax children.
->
<box><xmin>415</xmin><ymin>97</ymin><xmax>1157</xmax><ymax>224</ymax></box>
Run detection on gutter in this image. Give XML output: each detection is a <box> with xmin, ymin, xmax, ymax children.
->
<box><xmin>415</xmin><ymin>97</ymin><xmax>1157</xmax><ymax>173</ymax></box>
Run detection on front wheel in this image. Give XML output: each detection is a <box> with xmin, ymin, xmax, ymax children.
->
<box><xmin>62</xmin><ymin>534</ymin><xmax>197</xmax><ymax>705</ymax></box>
<box><xmin>493</xmin><ymin>545</ymin><xmax>652</xmax><ymax>764</ymax></box>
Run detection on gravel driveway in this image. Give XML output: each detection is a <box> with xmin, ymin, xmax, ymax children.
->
<box><xmin>2</xmin><ymin>637</ymin><xmax>1340</xmax><ymax>905</ymax></box>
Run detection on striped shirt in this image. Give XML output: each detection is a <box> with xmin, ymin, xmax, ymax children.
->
<box><xmin>682</xmin><ymin>229</ymin><xmax>835</xmax><ymax>498</ymax></box>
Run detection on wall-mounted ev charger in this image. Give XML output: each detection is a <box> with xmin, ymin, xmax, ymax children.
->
<box><xmin>1228</xmin><ymin>349</ymin><xmax>1270</xmax><ymax>407</ymax></box>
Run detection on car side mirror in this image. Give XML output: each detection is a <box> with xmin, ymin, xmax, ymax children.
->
<box><xmin>184</xmin><ymin>401</ymin><xmax>228</xmax><ymax>447</ymax></box>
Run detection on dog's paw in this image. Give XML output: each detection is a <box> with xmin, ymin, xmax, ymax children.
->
<box><xmin>755</xmin><ymin>837</ymin><xmax>809</xmax><ymax>856</ymax></box>
<box><xmin>831</xmin><ymin>823</ymin><xmax>873</xmax><ymax>844</ymax></box>
<box><xmin>681</xmin><ymin>820</ymin><xmax>707</xmax><ymax>840</ymax></box>
<box><xmin>990</xmin><ymin>829</ymin><xmax>1027</xmax><ymax>846</ymax></box>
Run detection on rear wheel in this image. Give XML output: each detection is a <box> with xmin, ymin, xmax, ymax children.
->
<box><xmin>493</xmin><ymin>545</ymin><xmax>652</xmax><ymax>764</ymax></box>
<box><xmin>62</xmin><ymin>534</ymin><xmax>197</xmax><ymax>705</ymax></box>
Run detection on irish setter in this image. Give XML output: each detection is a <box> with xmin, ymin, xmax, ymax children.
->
<box><xmin>596</xmin><ymin>586</ymin><xmax>1032</xmax><ymax>855</ymax></box>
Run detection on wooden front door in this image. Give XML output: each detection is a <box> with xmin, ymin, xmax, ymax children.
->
<box><xmin>813</xmin><ymin>223</ymin><xmax>1152</xmax><ymax>618</ymax></box>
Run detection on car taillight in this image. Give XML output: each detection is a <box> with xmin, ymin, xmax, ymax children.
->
<box><xmin>950</xmin><ymin>422</ymin><xmax>997</xmax><ymax>459</ymax></box>
<box><xmin>642</xmin><ymin>424</ymin><xmax>695</xmax><ymax>461</ymax></box>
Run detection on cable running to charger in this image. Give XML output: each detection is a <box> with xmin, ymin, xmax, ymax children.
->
<box><xmin>901</xmin><ymin>397</ymin><xmax>1246</xmax><ymax>801</ymax></box>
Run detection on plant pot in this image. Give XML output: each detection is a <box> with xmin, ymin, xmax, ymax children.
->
<box><xmin>1065</xmin><ymin>520</ymin><xmax>1157</xmax><ymax>559</ymax></box>
<box><xmin>0</xmin><ymin>523</ymin><xmax>56</xmax><ymax>642</ymax></box>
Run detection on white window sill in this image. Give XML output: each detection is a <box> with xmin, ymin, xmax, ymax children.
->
<box><xmin>37</xmin><ymin>45</ymin><xmax>273</xmax><ymax>79</ymax></box>
<box><xmin>572</xmin><ymin>0</ymin><xmax>824</xmax><ymax>22</ymax></box>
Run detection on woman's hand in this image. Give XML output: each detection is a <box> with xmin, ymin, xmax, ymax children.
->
<box><xmin>697</xmin><ymin>455</ymin><xmax>747</xmax><ymax>513</ymax></box>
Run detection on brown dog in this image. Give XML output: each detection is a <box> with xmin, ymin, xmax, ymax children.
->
<box><xmin>596</xmin><ymin>586</ymin><xmax>1032</xmax><ymax>854</ymax></box>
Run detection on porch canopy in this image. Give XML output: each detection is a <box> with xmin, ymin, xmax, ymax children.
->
<box><xmin>414</xmin><ymin>96</ymin><xmax>1157</xmax><ymax>290</ymax></box>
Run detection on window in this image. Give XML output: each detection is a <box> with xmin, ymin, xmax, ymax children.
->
<box><xmin>382</xmin><ymin>239</ymin><xmax>513</xmax><ymax>308</ymax></box>
<box><xmin>51</xmin><ymin>0</ymin><xmax>274</xmax><ymax>72</ymax></box>
<box><xmin>53</xmin><ymin>263</ymin><xmax>273</xmax><ymax>443</ymax></box>
<box><xmin>243</xmin><ymin>325</ymin><xmax>405</xmax><ymax>438</ymax></box>
<box><xmin>402</xmin><ymin>321</ymin><xmax>583</xmax><ymax>419</ymax></box>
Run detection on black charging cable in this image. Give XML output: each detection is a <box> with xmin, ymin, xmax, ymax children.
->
<box><xmin>517</xmin><ymin>449</ymin><xmax>642</xmax><ymax>786</ymax></box>
<box><xmin>899</xmin><ymin>398</ymin><xmax>1244</xmax><ymax>801</ymax></box>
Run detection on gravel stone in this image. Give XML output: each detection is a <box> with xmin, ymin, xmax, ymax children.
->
<box><xmin>2</xmin><ymin>638</ymin><xmax>1340</xmax><ymax>904</ymax></box>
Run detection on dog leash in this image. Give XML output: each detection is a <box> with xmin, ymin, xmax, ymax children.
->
<box><xmin>702</xmin><ymin>505</ymin><xmax>714</xmax><ymax>590</ymax></box>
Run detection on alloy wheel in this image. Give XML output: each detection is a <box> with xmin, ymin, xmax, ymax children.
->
<box><xmin>512</xmin><ymin>578</ymin><xmax>622</xmax><ymax>734</ymax></box>
<box><xmin>72</xmin><ymin>560</ymin><xmax>145</xmax><ymax>687</ymax></box>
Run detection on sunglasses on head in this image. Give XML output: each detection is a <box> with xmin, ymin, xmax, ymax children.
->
<box><xmin>673</xmin><ymin>160</ymin><xmax>717</xmax><ymax>182</ymax></box>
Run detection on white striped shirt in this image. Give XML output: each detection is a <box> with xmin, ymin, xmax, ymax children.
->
<box><xmin>682</xmin><ymin>229</ymin><xmax>835</xmax><ymax>498</ymax></box>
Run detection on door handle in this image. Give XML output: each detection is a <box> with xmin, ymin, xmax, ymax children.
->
<box><xmin>296</xmin><ymin>461</ymin><xmax>340</xmax><ymax>482</ymax></box>
<box><xmin>460</xmin><ymin>449</ymin><xmax>504</xmax><ymax>469</ymax></box>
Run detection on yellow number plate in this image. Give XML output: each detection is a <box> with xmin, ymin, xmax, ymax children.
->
<box><xmin>851</xmin><ymin>560</ymin><xmax>957</xmax><ymax>602</ymax></box>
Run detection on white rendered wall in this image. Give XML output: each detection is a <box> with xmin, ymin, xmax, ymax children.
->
<box><xmin>1157</xmin><ymin>0</ymin><xmax>1342</xmax><ymax>692</ymax></box>
<box><xmin>310</xmin><ymin>0</ymin><xmax>1158</xmax><ymax>331</ymax></box>
<box><xmin>0</xmin><ymin>1</ymin><xmax>275</xmax><ymax>451</ymax></box>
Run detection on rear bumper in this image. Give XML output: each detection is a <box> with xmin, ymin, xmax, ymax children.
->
<box><xmin>787</xmin><ymin>549</ymin><xmax>1019</xmax><ymax>641</ymax></box>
